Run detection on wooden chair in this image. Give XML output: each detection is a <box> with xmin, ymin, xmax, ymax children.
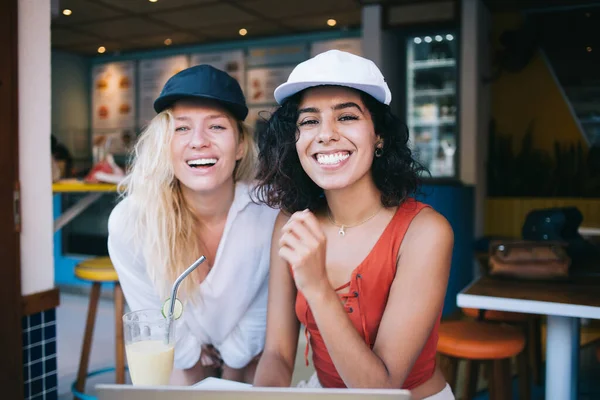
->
<box><xmin>72</xmin><ymin>257</ymin><xmax>125</xmax><ymax>399</ymax></box>
<box><xmin>438</xmin><ymin>320</ymin><xmax>530</xmax><ymax>400</ymax></box>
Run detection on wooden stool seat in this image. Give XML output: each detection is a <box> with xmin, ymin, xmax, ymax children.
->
<box><xmin>73</xmin><ymin>257</ymin><xmax>125</xmax><ymax>399</ymax></box>
<box><xmin>74</xmin><ymin>256</ymin><xmax>119</xmax><ymax>282</ymax></box>
<box><xmin>462</xmin><ymin>307</ymin><xmax>529</xmax><ymax>322</ymax></box>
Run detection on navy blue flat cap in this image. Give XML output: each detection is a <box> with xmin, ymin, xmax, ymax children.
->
<box><xmin>154</xmin><ymin>64</ymin><xmax>248</xmax><ymax>121</ymax></box>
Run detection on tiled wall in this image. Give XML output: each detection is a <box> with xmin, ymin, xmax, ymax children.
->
<box><xmin>22</xmin><ymin>309</ymin><xmax>58</xmax><ymax>400</ymax></box>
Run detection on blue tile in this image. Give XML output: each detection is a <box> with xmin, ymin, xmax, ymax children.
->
<box><xmin>30</xmin><ymin>361</ymin><xmax>43</xmax><ymax>380</ymax></box>
<box><xmin>30</xmin><ymin>377</ymin><xmax>43</xmax><ymax>396</ymax></box>
<box><xmin>22</xmin><ymin>331</ymin><xmax>29</xmax><ymax>347</ymax></box>
<box><xmin>30</xmin><ymin>344</ymin><xmax>42</xmax><ymax>362</ymax></box>
<box><xmin>23</xmin><ymin>382</ymin><xmax>30</xmax><ymax>398</ymax></box>
<box><xmin>22</xmin><ymin>316</ymin><xmax>29</xmax><ymax>330</ymax></box>
<box><xmin>30</xmin><ymin>313</ymin><xmax>41</xmax><ymax>327</ymax></box>
<box><xmin>45</xmin><ymin>388</ymin><xmax>58</xmax><ymax>400</ymax></box>
<box><xmin>45</xmin><ymin>340</ymin><xmax>56</xmax><ymax>357</ymax></box>
<box><xmin>43</xmin><ymin>325</ymin><xmax>55</xmax><ymax>341</ymax></box>
<box><xmin>44</xmin><ymin>373</ymin><xmax>57</xmax><ymax>391</ymax></box>
<box><xmin>44</xmin><ymin>356</ymin><xmax>57</xmax><ymax>374</ymax></box>
<box><xmin>44</xmin><ymin>308</ymin><xmax>56</xmax><ymax>323</ymax></box>
<box><xmin>23</xmin><ymin>364</ymin><xmax>29</xmax><ymax>383</ymax></box>
<box><xmin>29</xmin><ymin>327</ymin><xmax>42</xmax><ymax>344</ymax></box>
<box><xmin>23</xmin><ymin>348</ymin><xmax>30</xmax><ymax>365</ymax></box>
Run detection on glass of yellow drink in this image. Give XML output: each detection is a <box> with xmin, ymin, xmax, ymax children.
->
<box><xmin>123</xmin><ymin>309</ymin><xmax>175</xmax><ymax>386</ymax></box>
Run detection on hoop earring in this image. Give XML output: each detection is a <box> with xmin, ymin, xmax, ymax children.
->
<box><xmin>375</xmin><ymin>147</ymin><xmax>383</xmax><ymax>158</ymax></box>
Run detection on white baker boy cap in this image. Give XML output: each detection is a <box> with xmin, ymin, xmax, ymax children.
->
<box><xmin>274</xmin><ymin>50</ymin><xmax>392</xmax><ymax>106</ymax></box>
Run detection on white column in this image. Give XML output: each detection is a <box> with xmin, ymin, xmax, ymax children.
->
<box><xmin>19</xmin><ymin>0</ymin><xmax>54</xmax><ymax>295</ymax></box>
<box><xmin>361</xmin><ymin>4</ymin><xmax>383</xmax><ymax>67</ymax></box>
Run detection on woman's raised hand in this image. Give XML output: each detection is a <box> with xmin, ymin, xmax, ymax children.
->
<box><xmin>278</xmin><ymin>210</ymin><xmax>330</xmax><ymax>299</ymax></box>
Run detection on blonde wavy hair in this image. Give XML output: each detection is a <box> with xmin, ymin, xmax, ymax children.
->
<box><xmin>119</xmin><ymin>108</ymin><xmax>257</xmax><ymax>301</ymax></box>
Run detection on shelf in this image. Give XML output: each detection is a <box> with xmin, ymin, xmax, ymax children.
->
<box><xmin>410</xmin><ymin>59</ymin><xmax>456</xmax><ymax>70</ymax></box>
<box><xmin>411</xmin><ymin>88</ymin><xmax>455</xmax><ymax>97</ymax></box>
<box><xmin>409</xmin><ymin>116</ymin><xmax>456</xmax><ymax>127</ymax></box>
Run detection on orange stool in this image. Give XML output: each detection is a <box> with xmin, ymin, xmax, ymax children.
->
<box><xmin>462</xmin><ymin>307</ymin><xmax>543</xmax><ymax>386</ymax></box>
<box><xmin>438</xmin><ymin>320</ymin><xmax>530</xmax><ymax>400</ymax></box>
<box><xmin>73</xmin><ymin>257</ymin><xmax>125</xmax><ymax>397</ymax></box>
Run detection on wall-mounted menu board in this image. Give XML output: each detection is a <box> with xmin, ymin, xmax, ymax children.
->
<box><xmin>138</xmin><ymin>55</ymin><xmax>189</xmax><ymax>128</ymax></box>
<box><xmin>190</xmin><ymin>50</ymin><xmax>245</xmax><ymax>94</ymax></box>
<box><xmin>246</xmin><ymin>66</ymin><xmax>295</xmax><ymax>105</ymax></box>
<box><xmin>311</xmin><ymin>38</ymin><xmax>363</xmax><ymax>57</ymax></box>
<box><xmin>246</xmin><ymin>44</ymin><xmax>308</xmax><ymax>67</ymax></box>
<box><xmin>91</xmin><ymin>61</ymin><xmax>136</xmax><ymax>130</ymax></box>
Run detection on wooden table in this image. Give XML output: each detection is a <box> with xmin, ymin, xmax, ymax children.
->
<box><xmin>52</xmin><ymin>180</ymin><xmax>117</xmax><ymax>233</ymax></box>
<box><xmin>457</xmin><ymin>275</ymin><xmax>600</xmax><ymax>400</ymax></box>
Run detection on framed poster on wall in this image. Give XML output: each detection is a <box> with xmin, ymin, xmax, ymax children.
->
<box><xmin>246</xmin><ymin>66</ymin><xmax>294</xmax><ymax>105</ymax></box>
<box><xmin>138</xmin><ymin>55</ymin><xmax>189</xmax><ymax>128</ymax></box>
<box><xmin>190</xmin><ymin>50</ymin><xmax>245</xmax><ymax>94</ymax></box>
<box><xmin>311</xmin><ymin>38</ymin><xmax>363</xmax><ymax>57</ymax></box>
<box><xmin>91</xmin><ymin>61</ymin><xmax>136</xmax><ymax>130</ymax></box>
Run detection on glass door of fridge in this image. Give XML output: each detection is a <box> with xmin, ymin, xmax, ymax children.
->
<box><xmin>406</xmin><ymin>32</ymin><xmax>458</xmax><ymax>178</ymax></box>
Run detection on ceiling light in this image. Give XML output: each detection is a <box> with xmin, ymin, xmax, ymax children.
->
<box><xmin>149</xmin><ymin>0</ymin><xmax>158</xmax><ymax>2</ymax></box>
<box><xmin>446</xmin><ymin>34</ymin><xmax>454</xmax><ymax>41</ymax></box>
<box><xmin>587</xmin><ymin>46</ymin><xmax>592</xmax><ymax>53</ymax></box>
<box><xmin>435</xmin><ymin>35</ymin><xmax>443</xmax><ymax>42</ymax></box>
<box><xmin>97</xmin><ymin>46</ymin><xmax>106</xmax><ymax>54</ymax></box>
<box><xmin>239</xmin><ymin>28</ymin><xmax>247</xmax><ymax>36</ymax></box>
<box><xmin>414</xmin><ymin>37</ymin><xmax>422</xmax><ymax>44</ymax></box>
<box><xmin>327</xmin><ymin>19</ymin><xmax>337</xmax><ymax>27</ymax></box>
<box><xmin>424</xmin><ymin>36</ymin><xmax>432</xmax><ymax>43</ymax></box>
<box><xmin>164</xmin><ymin>38</ymin><xmax>172</xmax><ymax>46</ymax></box>
<box><xmin>62</xmin><ymin>9</ymin><xmax>72</xmax><ymax>16</ymax></box>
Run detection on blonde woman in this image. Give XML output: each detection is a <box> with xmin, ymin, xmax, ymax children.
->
<box><xmin>108</xmin><ymin>65</ymin><xmax>278</xmax><ymax>385</ymax></box>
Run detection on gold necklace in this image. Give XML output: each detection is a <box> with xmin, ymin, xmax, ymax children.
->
<box><xmin>327</xmin><ymin>207</ymin><xmax>383</xmax><ymax>237</ymax></box>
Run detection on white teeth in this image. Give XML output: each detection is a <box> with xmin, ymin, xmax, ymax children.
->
<box><xmin>316</xmin><ymin>152</ymin><xmax>350</xmax><ymax>165</ymax></box>
<box><xmin>187</xmin><ymin>158</ymin><xmax>217</xmax><ymax>166</ymax></box>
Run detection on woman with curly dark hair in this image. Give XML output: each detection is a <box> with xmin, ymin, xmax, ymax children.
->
<box><xmin>253</xmin><ymin>50</ymin><xmax>454</xmax><ymax>400</ymax></box>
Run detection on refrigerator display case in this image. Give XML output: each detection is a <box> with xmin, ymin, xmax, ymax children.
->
<box><xmin>406</xmin><ymin>31</ymin><xmax>458</xmax><ymax>178</ymax></box>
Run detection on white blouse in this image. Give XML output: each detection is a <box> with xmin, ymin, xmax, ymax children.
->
<box><xmin>107</xmin><ymin>182</ymin><xmax>279</xmax><ymax>370</ymax></box>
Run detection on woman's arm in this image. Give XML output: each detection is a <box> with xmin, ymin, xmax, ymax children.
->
<box><xmin>282</xmin><ymin>208</ymin><xmax>453</xmax><ymax>388</ymax></box>
<box><xmin>253</xmin><ymin>212</ymin><xmax>301</xmax><ymax>387</ymax></box>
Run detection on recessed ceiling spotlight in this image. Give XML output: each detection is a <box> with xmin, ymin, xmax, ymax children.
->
<box><xmin>327</xmin><ymin>19</ymin><xmax>337</xmax><ymax>27</ymax></box>
<box><xmin>164</xmin><ymin>38</ymin><xmax>172</xmax><ymax>46</ymax></box>
<box><xmin>62</xmin><ymin>9</ymin><xmax>72</xmax><ymax>16</ymax></box>
<box><xmin>446</xmin><ymin>34</ymin><xmax>454</xmax><ymax>41</ymax></box>
<box><xmin>587</xmin><ymin>46</ymin><xmax>593</xmax><ymax>53</ymax></box>
<box><xmin>97</xmin><ymin>46</ymin><xmax>106</xmax><ymax>54</ymax></box>
<box><xmin>239</xmin><ymin>28</ymin><xmax>248</xmax><ymax>36</ymax></box>
<box><xmin>149</xmin><ymin>0</ymin><xmax>158</xmax><ymax>3</ymax></box>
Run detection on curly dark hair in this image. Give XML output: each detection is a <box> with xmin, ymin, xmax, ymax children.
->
<box><xmin>254</xmin><ymin>86</ymin><xmax>428</xmax><ymax>214</ymax></box>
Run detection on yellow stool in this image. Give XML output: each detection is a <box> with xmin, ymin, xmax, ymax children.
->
<box><xmin>73</xmin><ymin>257</ymin><xmax>125</xmax><ymax>397</ymax></box>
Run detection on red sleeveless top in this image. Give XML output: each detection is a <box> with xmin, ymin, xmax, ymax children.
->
<box><xmin>295</xmin><ymin>200</ymin><xmax>440</xmax><ymax>389</ymax></box>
